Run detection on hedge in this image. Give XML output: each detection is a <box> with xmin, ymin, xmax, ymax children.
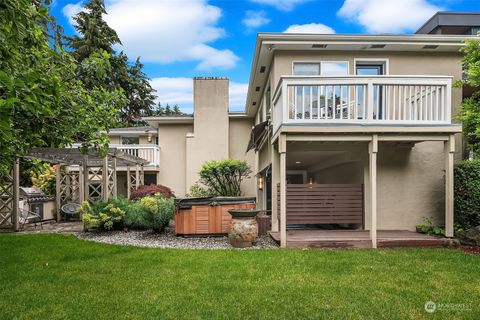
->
<box><xmin>454</xmin><ymin>160</ymin><xmax>480</xmax><ymax>229</ymax></box>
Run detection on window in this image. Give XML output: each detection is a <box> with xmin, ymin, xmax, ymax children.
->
<box><xmin>293</xmin><ymin>61</ymin><xmax>349</xmax><ymax>76</ymax></box>
<box><xmin>121</xmin><ymin>137</ymin><xmax>139</xmax><ymax>145</ymax></box>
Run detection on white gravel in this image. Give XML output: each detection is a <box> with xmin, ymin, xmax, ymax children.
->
<box><xmin>76</xmin><ymin>227</ymin><xmax>278</xmax><ymax>250</ymax></box>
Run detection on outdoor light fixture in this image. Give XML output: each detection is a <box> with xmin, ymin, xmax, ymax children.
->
<box><xmin>258</xmin><ymin>176</ymin><xmax>264</xmax><ymax>190</ymax></box>
<box><xmin>295</xmin><ymin>161</ymin><xmax>301</xmax><ymax>164</ymax></box>
<box><xmin>146</xmin><ymin>130</ymin><xmax>153</xmax><ymax>143</ymax></box>
<box><xmin>309</xmin><ymin>178</ymin><xmax>314</xmax><ymax>186</ymax></box>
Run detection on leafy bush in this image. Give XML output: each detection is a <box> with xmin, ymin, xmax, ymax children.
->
<box><xmin>130</xmin><ymin>184</ymin><xmax>175</xmax><ymax>201</ymax></box>
<box><xmin>454</xmin><ymin>160</ymin><xmax>480</xmax><ymax>230</ymax></box>
<box><xmin>416</xmin><ymin>217</ymin><xmax>445</xmax><ymax>236</ymax></box>
<box><xmin>186</xmin><ymin>182</ymin><xmax>212</xmax><ymax>197</ymax></box>
<box><xmin>138</xmin><ymin>196</ymin><xmax>174</xmax><ymax>232</ymax></box>
<box><xmin>80</xmin><ymin>200</ymin><xmax>126</xmax><ymax>231</ymax></box>
<box><xmin>198</xmin><ymin>159</ymin><xmax>252</xmax><ymax>196</ymax></box>
<box><xmin>30</xmin><ymin>163</ymin><xmax>56</xmax><ymax>196</ymax></box>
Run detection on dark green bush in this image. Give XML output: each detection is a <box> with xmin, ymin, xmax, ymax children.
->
<box><xmin>198</xmin><ymin>159</ymin><xmax>252</xmax><ymax>196</ymax></box>
<box><xmin>454</xmin><ymin>160</ymin><xmax>480</xmax><ymax>230</ymax></box>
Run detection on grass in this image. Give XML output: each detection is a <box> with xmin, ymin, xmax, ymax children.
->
<box><xmin>0</xmin><ymin>234</ymin><xmax>479</xmax><ymax>319</ymax></box>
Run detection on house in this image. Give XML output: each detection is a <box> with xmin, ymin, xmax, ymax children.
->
<box><xmin>142</xmin><ymin>12</ymin><xmax>480</xmax><ymax>248</ymax></box>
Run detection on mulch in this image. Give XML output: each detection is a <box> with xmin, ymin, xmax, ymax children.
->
<box><xmin>460</xmin><ymin>245</ymin><xmax>480</xmax><ymax>255</ymax></box>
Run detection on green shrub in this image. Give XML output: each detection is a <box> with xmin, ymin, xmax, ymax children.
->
<box><xmin>186</xmin><ymin>182</ymin><xmax>212</xmax><ymax>197</ymax></box>
<box><xmin>80</xmin><ymin>200</ymin><xmax>125</xmax><ymax>231</ymax></box>
<box><xmin>416</xmin><ymin>217</ymin><xmax>445</xmax><ymax>236</ymax></box>
<box><xmin>454</xmin><ymin>160</ymin><xmax>480</xmax><ymax>230</ymax></box>
<box><xmin>138</xmin><ymin>196</ymin><xmax>174</xmax><ymax>232</ymax></box>
<box><xmin>198</xmin><ymin>159</ymin><xmax>252</xmax><ymax>196</ymax></box>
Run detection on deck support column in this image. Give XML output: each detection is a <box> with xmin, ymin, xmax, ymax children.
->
<box><xmin>135</xmin><ymin>164</ymin><xmax>140</xmax><ymax>190</ymax></box>
<box><xmin>368</xmin><ymin>135</ymin><xmax>378</xmax><ymax>248</ymax></box>
<box><xmin>79</xmin><ymin>163</ymin><xmax>85</xmax><ymax>203</ymax></box>
<box><xmin>83</xmin><ymin>155</ymin><xmax>89</xmax><ymax>203</ymax></box>
<box><xmin>12</xmin><ymin>159</ymin><xmax>20</xmax><ymax>231</ymax></box>
<box><xmin>102</xmin><ymin>155</ymin><xmax>109</xmax><ymax>202</ymax></box>
<box><xmin>271</xmin><ymin>142</ymin><xmax>280</xmax><ymax>232</ymax></box>
<box><xmin>444</xmin><ymin>134</ymin><xmax>455</xmax><ymax>238</ymax></box>
<box><xmin>279</xmin><ymin>134</ymin><xmax>287</xmax><ymax>248</ymax></box>
<box><xmin>55</xmin><ymin>162</ymin><xmax>62</xmax><ymax>223</ymax></box>
<box><xmin>127</xmin><ymin>166</ymin><xmax>131</xmax><ymax>199</ymax></box>
<box><xmin>112</xmin><ymin>156</ymin><xmax>117</xmax><ymax>198</ymax></box>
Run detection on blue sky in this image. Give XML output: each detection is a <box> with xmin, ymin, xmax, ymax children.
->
<box><xmin>50</xmin><ymin>0</ymin><xmax>480</xmax><ymax>113</ymax></box>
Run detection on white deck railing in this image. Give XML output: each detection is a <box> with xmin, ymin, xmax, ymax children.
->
<box><xmin>272</xmin><ymin>75</ymin><xmax>452</xmax><ymax>133</ymax></box>
<box><xmin>112</xmin><ymin>144</ymin><xmax>160</xmax><ymax>166</ymax></box>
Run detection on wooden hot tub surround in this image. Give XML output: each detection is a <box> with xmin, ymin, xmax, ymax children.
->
<box><xmin>175</xmin><ymin>197</ymin><xmax>256</xmax><ymax>235</ymax></box>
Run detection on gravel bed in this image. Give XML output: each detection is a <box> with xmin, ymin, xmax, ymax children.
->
<box><xmin>76</xmin><ymin>227</ymin><xmax>279</xmax><ymax>250</ymax></box>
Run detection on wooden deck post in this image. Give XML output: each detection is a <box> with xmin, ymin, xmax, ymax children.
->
<box><xmin>83</xmin><ymin>155</ymin><xmax>89</xmax><ymax>203</ymax></box>
<box><xmin>127</xmin><ymin>166</ymin><xmax>131</xmax><ymax>199</ymax></box>
<box><xmin>55</xmin><ymin>162</ymin><xmax>61</xmax><ymax>223</ymax></box>
<box><xmin>271</xmin><ymin>142</ymin><xmax>280</xmax><ymax>232</ymax></box>
<box><xmin>102</xmin><ymin>155</ymin><xmax>109</xmax><ymax>202</ymax></box>
<box><xmin>368</xmin><ymin>135</ymin><xmax>378</xmax><ymax>248</ymax></box>
<box><xmin>12</xmin><ymin>159</ymin><xmax>20</xmax><ymax>231</ymax></box>
<box><xmin>79</xmin><ymin>163</ymin><xmax>85</xmax><ymax>203</ymax></box>
<box><xmin>279</xmin><ymin>134</ymin><xmax>287</xmax><ymax>248</ymax></box>
<box><xmin>112</xmin><ymin>156</ymin><xmax>117</xmax><ymax>197</ymax></box>
<box><xmin>135</xmin><ymin>164</ymin><xmax>140</xmax><ymax>190</ymax></box>
<box><xmin>445</xmin><ymin>134</ymin><xmax>455</xmax><ymax>237</ymax></box>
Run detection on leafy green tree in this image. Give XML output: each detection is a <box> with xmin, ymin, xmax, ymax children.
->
<box><xmin>0</xmin><ymin>0</ymin><xmax>125</xmax><ymax>174</ymax></box>
<box><xmin>69</xmin><ymin>0</ymin><xmax>156</xmax><ymax>125</ymax></box>
<box><xmin>198</xmin><ymin>159</ymin><xmax>252</xmax><ymax>196</ymax></box>
<box><xmin>457</xmin><ymin>38</ymin><xmax>480</xmax><ymax>156</ymax></box>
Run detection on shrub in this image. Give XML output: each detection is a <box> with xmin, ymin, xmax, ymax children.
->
<box><xmin>198</xmin><ymin>159</ymin><xmax>252</xmax><ymax>196</ymax></box>
<box><xmin>80</xmin><ymin>200</ymin><xmax>126</xmax><ymax>231</ymax></box>
<box><xmin>130</xmin><ymin>184</ymin><xmax>175</xmax><ymax>201</ymax></box>
<box><xmin>416</xmin><ymin>217</ymin><xmax>445</xmax><ymax>236</ymax></box>
<box><xmin>454</xmin><ymin>160</ymin><xmax>480</xmax><ymax>230</ymax></box>
<box><xmin>30</xmin><ymin>163</ymin><xmax>56</xmax><ymax>196</ymax></box>
<box><xmin>186</xmin><ymin>182</ymin><xmax>212</xmax><ymax>197</ymax></box>
<box><xmin>138</xmin><ymin>196</ymin><xmax>174</xmax><ymax>232</ymax></box>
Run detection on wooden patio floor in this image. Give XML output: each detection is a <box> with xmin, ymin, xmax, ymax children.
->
<box><xmin>269</xmin><ymin>229</ymin><xmax>445</xmax><ymax>248</ymax></box>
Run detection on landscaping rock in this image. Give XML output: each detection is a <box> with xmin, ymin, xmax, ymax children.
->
<box><xmin>75</xmin><ymin>227</ymin><xmax>278</xmax><ymax>250</ymax></box>
<box><xmin>458</xmin><ymin>226</ymin><xmax>480</xmax><ymax>246</ymax></box>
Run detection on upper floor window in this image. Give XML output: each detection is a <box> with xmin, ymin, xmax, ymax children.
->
<box><xmin>121</xmin><ymin>137</ymin><xmax>139</xmax><ymax>145</ymax></box>
<box><xmin>293</xmin><ymin>61</ymin><xmax>349</xmax><ymax>76</ymax></box>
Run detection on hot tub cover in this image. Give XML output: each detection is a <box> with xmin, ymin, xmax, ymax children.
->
<box><xmin>175</xmin><ymin>197</ymin><xmax>256</xmax><ymax>209</ymax></box>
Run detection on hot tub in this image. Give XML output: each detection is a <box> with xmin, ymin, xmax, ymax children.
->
<box><xmin>175</xmin><ymin>197</ymin><xmax>256</xmax><ymax>235</ymax></box>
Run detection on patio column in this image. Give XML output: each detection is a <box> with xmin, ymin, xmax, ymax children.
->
<box><xmin>368</xmin><ymin>135</ymin><xmax>378</xmax><ymax>248</ymax></box>
<box><xmin>102</xmin><ymin>155</ymin><xmax>109</xmax><ymax>202</ymax></box>
<box><xmin>271</xmin><ymin>142</ymin><xmax>280</xmax><ymax>232</ymax></box>
<box><xmin>279</xmin><ymin>134</ymin><xmax>287</xmax><ymax>248</ymax></box>
<box><xmin>12</xmin><ymin>159</ymin><xmax>20</xmax><ymax>232</ymax></box>
<box><xmin>444</xmin><ymin>134</ymin><xmax>455</xmax><ymax>237</ymax></box>
<box><xmin>55</xmin><ymin>162</ymin><xmax>62</xmax><ymax>223</ymax></box>
<box><xmin>141</xmin><ymin>164</ymin><xmax>145</xmax><ymax>186</ymax></box>
<box><xmin>127</xmin><ymin>166</ymin><xmax>131</xmax><ymax>199</ymax></box>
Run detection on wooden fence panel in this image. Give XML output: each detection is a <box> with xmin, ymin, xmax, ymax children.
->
<box><xmin>278</xmin><ymin>184</ymin><xmax>364</xmax><ymax>225</ymax></box>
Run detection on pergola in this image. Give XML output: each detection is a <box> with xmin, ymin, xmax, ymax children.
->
<box><xmin>1</xmin><ymin>147</ymin><xmax>149</xmax><ymax>231</ymax></box>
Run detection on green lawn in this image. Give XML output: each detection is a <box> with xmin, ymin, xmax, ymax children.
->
<box><xmin>0</xmin><ymin>234</ymin><xmax>479</xmax><ymax>319</ymax></box>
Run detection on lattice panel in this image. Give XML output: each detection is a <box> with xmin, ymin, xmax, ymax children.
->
<box><xmin>108</xmin><ymin>167</ymin><xmax>115</xmax><ymax>197</ymax></box>
<box><xmin>0</xmin><ymin>170</ymin><xmax>13</xmax><ymax>227</ymax></box>
<box><xmin>60</xmin><ymin>171</ymin><xmax>81</xmax><ymax>204</ymax></box>
<box><xmin>129</xmin><ymin>172</ymin><xmax>137</xmax><ymax>190</ymax></box>
<box><xmin>88</xmin><ymin>167</ymin><xmax>103</xmax><ymax>202</ymax></box>
<box><xmin>139</xmin><ymin>169</ymin><xmax>145</xmax><ymax>186</ymax></box>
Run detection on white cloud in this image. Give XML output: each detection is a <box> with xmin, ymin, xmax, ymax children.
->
<box><xmin>150</xmin><ymin>77</ymin><xmax>247</xmax><ymax>113</ymax></box>
<box><xmin>337</xmin><ymin>0</ymin><xmax>442</xmax><ymax>33</ymax></box>
<box><xmin>62</xmin><ymin>2</ymin><xmax>84</xmax><ymax>25</ymax></box>
<box><xmin>242</xmin><ymin>10</ymin><xmax>270</xmax><ymax>30</ymax></box>
<box><xmin>284</xmin><ymin>23</ymin><xmax>335</xmax><ymax>34</ymax></box>
<box><xmin>63</xmin><ymin>0</ymin><xmax>239</xmax><ymax>70</ymax></box>
<box><xmin>249</xmin><ymin>0</ymin><xmax>312</xmax><ymax>11</ymax></box>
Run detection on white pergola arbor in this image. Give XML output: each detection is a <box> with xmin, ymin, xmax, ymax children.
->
<box><xmin>0</xmin><ymin>147</ymin><xmax>148</xmax><ymax>231</ymax></box>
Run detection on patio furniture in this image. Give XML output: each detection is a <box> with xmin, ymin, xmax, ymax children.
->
<box><xmin>61</xmin><ymin>203</ymin><xmax>82</xmax><ymax>221</ymax></box>
<box><xmin>19</xmin><ymin>208</ymin><xmax>43</xmax><ymax>230</ymax></box>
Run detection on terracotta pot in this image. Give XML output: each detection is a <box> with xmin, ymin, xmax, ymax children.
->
<box><xmin>228</xmin><ymin>209</ymin><xmax>260</xmax><ymax>248</ymax></box>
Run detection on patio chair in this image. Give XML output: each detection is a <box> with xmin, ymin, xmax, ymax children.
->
<box><xmin>19</xmin><ymin>208</ymin><xmax>43</xmax><ymax>230</ymax></box>
<box><xmin>61</xmin><ymin>203</ymin><xmax>82</xmax><ymax>221</ymax></box>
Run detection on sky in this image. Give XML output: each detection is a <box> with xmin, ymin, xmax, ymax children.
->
<box><xmin>50</xmin><ymin>0</ymin><xmax>480</xmax><ymax>113</ymax></box>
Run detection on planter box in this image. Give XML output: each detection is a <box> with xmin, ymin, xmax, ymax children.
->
<box><xmin>175</xmin><ymin>197</ymin><xmax>256</xmax><ymax>235</ymax></box>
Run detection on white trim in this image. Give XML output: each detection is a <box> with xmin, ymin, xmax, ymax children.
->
<box><xmin>354</xmin><ymin>58</ymin><xmax>389</xmax><ymax>75</ymax></box>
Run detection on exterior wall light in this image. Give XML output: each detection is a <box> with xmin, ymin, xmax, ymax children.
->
<box><xmin>258</xmin><ymin>176</ymin><xmax>264</xmax><ymax>190</ymax></box>
<box><xmin>309</xmin><ymin>178</ymin><xmax>314</xmax><ymax>187</ymax></box>
<box><xmin>146</xmin><ymin>131</ymin><xmax>153</xmax><ymax>143</ymax></box>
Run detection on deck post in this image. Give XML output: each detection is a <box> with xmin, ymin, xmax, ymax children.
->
<box><xmin>135</xmin><ymin>164</ymin><xmax>140</xmax><ymax>190</ymax></box>
<box><xmin>102</xmin><ymin>155</ymin><xmax>109</xmax><ymax>202</ymax></box>
<box><xmin>127</xmin><ymin>166</ymin><xmax>131</xmax><ymax>199</ymax></box>
<box><xmin>271</xmin><ymin>142</ymin><xmax>280</xmax><ymax>232</ymax></box>
<box><xmin>112</xmin><ymin>156</ymin><xmax>117</xmax><ymax>197</ymax></box>
<box><xmin>83</xmin><ymin>155</ymin><xmax>89</xmax><ymax>203</ymax></box>
<box><xmin>279</xmin><ymin>134</ymin><xmax>287</xmax><ymax>248</ymax></box>
<box><xmin>12</xmin><ymin>159</ymin><xmax>20</xmax><ymax>231</ymax></box>
<box><xmin>444</xmin><ymin>134</ymin><xmax>455</xmax><ymax>237</ymax></box>
<box><xmin>368</xmin><ymin>135</ymin><xmax>378</xmax><ymax>248</ymax></box>
<box><xmin>55</xmin><ymin>162</ymin><xmax>62</xmax><ymax>223</ymax></box>
<box><xmin>79</xmin><ymin>163</ymin><xmax>85</xmax><ymax>203</ymax></box>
